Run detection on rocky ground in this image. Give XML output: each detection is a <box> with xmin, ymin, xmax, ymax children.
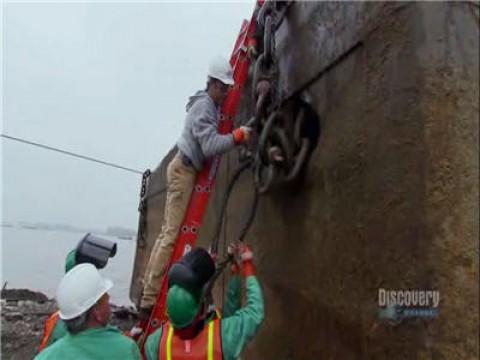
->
<box><xmin>1</xmin><ymin>288</ymin><xmax>138</xmax><ymax>360</ymax></box>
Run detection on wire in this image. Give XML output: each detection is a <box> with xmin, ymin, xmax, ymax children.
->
<box><xmin>1</xmin><ymin>133</ymin><xmax>143</xmax><ymax>175</ymax></box>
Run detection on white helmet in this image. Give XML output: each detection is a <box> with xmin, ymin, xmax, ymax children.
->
<box><xmin>207</xmin><ymin>55</ymin><xmax>235</xmax><ymax>85</ymax></box>
<box><xmin>56</xmin><ymin>263</ymin><xmax>113</xmax><ymax>320</ymax></box>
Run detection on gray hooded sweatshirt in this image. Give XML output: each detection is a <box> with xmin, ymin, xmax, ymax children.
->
<box><xmin>176</xmin><ymin>90</ymin><xmax>235</xmax><ymax>171</ymax></box>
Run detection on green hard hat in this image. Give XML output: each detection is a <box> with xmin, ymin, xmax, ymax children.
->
<box><xmin>166</xmin><ymin>285</ymin><xmax>200</xmax><ymax>329</ymax></box>
<box><xmin>64</xmin><ymin>250</ymin><xmax>77</xmax><ymax>273</ymax></box>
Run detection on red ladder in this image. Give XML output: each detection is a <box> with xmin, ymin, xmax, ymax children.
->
<box><xmin>138</xmin><ymin>3</ymin><xmax>260</xmax><ymax>348</ymax></box>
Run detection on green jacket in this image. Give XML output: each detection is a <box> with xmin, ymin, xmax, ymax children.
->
<box><xmin>40</xmin><ymin>249</ymin><xmax>76</xmax><ymax>349</ymax></box>
<box><xmin>45</xmin><ymin>317</ymin><xmax>68</xmax><ymax>348</ymax></box>
<box><xmin>145</xmin><ymin>275</ymin><xmax>264</xmax><ymax>360</ymax></box>
<box><xmin>34</xmin><ymin>325</ymin><xmax>142</xmax><ymax>360</ymax></box>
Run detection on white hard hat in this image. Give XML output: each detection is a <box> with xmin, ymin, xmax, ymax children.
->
<box><xmin>207</xmin><ymin>55</ymin><xmax>235</xmax><ymax>85</ymax></box>
<box><xmin>56</xmin><ymin>263</ymin><xmax>113</xmax><ymax>320</ymax></box>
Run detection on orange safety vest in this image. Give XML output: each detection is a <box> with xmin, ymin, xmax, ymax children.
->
<box><xmin>38</xmin><ymin>311</ymin><xmax>60</xmax><ymax>352</ymax></box>
<box><xmin>158</xmin><ymin>318</ymin><xmax>222</xmax><ymax>360</ymax></box>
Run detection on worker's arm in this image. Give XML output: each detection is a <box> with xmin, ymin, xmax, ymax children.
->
<box><xmin>48</xmin><ymin>319</ymin><xmax>68</xmax><ymax>346</ymax></box>
<box><xmin>221</xmin><ymin>276</ymin><xmax>264</xmax><ymax>360</ymax></box>
<box><xmin>222</xmin><ymin>275</ymin><xmax>242</xmax><ymax>318</ymax></box>
<box><xmin>220</xmin><ymin>245</ymin><xmax>264</xmax><ymax>360</ymax></box>
<box><xmin>191</xmin><ymin>103</ymin><xmax>236</xmax><ymax>158</ymax></box>
<box><xmin>145</xmin><ymin>326</ymin><xmax>163</xmax><ymax>360</ymax></box>
<box><xmin>129</xmin><ymin>339</ymin><xmax>143</xmax><ymax>360</ymax></box>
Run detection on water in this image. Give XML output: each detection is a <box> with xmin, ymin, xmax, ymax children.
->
<box><xmin>1</xmin><ymin>227</ymin><xmax>136</xmax><ymax>306</ymax></box>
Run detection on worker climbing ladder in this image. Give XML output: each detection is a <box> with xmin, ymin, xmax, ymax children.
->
<box><xmin>136</xmin><ymin>2</ymin><xmax>262</xmax><ymax>347</ymax></box>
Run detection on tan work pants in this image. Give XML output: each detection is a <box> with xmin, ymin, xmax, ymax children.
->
<box><xmin>141</xmin><ymin>153</ymin><xmax>196</xmax><ymax>308</ymax></box>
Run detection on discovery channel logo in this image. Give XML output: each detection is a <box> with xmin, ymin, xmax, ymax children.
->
<box><xmin>377</xmin><ymin>288</ymin><xmax>440</xmax><ymax>320</ymax></box>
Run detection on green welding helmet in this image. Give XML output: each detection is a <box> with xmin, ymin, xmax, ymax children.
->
<box><xmin>166</xmin><ymin>285</ymin><xmax>201</xmax><ymax>329</ymax></box>
<box><xmin>64</xmin><ymin>250</ymin><xmax>77</xmax><ymax>273</ymax></box>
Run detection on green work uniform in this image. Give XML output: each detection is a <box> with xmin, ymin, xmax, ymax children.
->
<box><xmin>45</xmin><ymin>317</ymin><xmax>68</xmax><ymax>348</ymax></box>
<box><xmin>145</xmin><ymin>275</ymin><xmax>264</xmax><ymax>360</ymax></box>
<box><xmin>34</xmin><ymin>325</ymin><xmax>142</xmax><ymax>360</ymax></box>
<box><xmin>40</xmin><ymin>250</ymin><xmax>77</xmax><ymax>350</ymax></box>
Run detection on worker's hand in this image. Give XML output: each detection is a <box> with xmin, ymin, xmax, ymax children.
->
<box><xmin>237</xmin><ymin>244</ymin><xmax>256</xmax><ymax>277</ymax></box>
<box><xmin>208</xmin><ymin>246</ymin><xmax>218</xmax><ymax>263</ymax></box>
<box><xmin>232</xmin><ymin>126</ymin><xmax>252</xmax><ymax>145</ymax></box>
<box><xmin>237</xmin><ymin>244</ymin><xmax>253</xmax><ymax>263</ymax></box>
<box><xmin>227</xmin><ymin>242</ymin><xmax>237</xmax><ymax>257</ymax></box>
<box><xmin>227</xmin><ymin>242</ymin><xmax>241</xmax><ymax>274</ymax></box>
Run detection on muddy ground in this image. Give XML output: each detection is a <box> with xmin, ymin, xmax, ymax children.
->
<box><xmin>1</xmin><ymin>288</ymin><xmax>137</xmax><ymax>360</ymax></box>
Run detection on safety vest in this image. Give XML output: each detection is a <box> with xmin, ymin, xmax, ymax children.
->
<box><xmin>158</xmin><ymin>318</ymin><xmax>222</xmax><ymax>360</ymax></box>
<box><xmin>38</xmin><ymin>311</ymin><xmax>60</xmax><ymax>352</ymax></box>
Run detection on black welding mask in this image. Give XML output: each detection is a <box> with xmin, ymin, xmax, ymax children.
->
<box><xmin>75</xmin><ymin>233</ymin><xmax>117</xmax><ymax>269</ymax></box>
<box><xmin>167</xmin><ymin>247</ymin><xmax>215</xmax><ymax>295</ymax></box>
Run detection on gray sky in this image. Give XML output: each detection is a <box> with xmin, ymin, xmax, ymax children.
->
<box><xmin>2</xmin><ymin>1</ymin><xmax>254</xmax><ymax>230</ymax></box>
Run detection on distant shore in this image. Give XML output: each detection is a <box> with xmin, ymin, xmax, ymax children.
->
<box><xmin>1</xmin><ymin>222</ymin><xmax>136</xmax><ymax>240</ymax></box>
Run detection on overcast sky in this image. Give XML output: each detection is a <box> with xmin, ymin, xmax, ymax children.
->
<box><xmin>2</xmin><ymin>1</ymin><xmax>254</xmax><ymax>230</ymax></box>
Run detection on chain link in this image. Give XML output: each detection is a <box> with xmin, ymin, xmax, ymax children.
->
<box><xmin>136</xmin><ymin>169</ymin><xmax>151</xmax><ymax>248</ymax></box>
<box><xmin>249</xmin><ymin>0</ymin><xmax>313</xmax><ymax>193</ymax></box>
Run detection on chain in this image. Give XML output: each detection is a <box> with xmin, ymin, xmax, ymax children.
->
<box><xmin>140</xmin><ymin>169</ymin><xmax>151</xmax><ymax>198</ymax></box>
<box><xmin>249</xmin><ymin>0</ymin><xmax>312</xmax><ymax>193</ymax></box>
<box><xmin>136</xmin><ymin>169</ymin><xmax>151</xmax><ymax>248</ymax></box>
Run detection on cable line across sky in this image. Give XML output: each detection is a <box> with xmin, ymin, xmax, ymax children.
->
<box><xmin>1</xmin><ymin>134</ymin><xmax>144</xmax><ymax>175</ymax></box>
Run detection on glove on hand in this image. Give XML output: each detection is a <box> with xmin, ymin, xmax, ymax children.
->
<box><xmin>228</xmin><ymin>243</ymin><xmax>255</xmax><ymax>277</ymax></box>
<box><xmin>232</xmin><ymin>126</ymin><xmax>252</xmax><ymax>144</ymax></box>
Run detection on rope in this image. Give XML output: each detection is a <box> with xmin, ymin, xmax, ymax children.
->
<box><xmin>237</xmin><ymin>185</ymin><xmax>259</xmax><ymax>242</ymax></box>
<box><xmin>206</xmin><ymin>159</ymin><xmax>260</xmax><ymax>310</ymax></box>
<box><xmin>211</xmin><ymin>161</ymin><xmax>252</xmax><ymax>254</ymax></box>
<box><xmin>1</xmin><ymin>134</ymin><xmax>143</xmax><ymax>175</ymax></box>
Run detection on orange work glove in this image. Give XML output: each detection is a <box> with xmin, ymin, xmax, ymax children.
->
<box><xmin>232</xmin><ymin>126</ymin><xmax>252</xmax><ymax>145</ymax></box>
<box><xmin>237</xmin><ymin>244</ymin><xmax>255</xmax><ymax>277</ymax></box>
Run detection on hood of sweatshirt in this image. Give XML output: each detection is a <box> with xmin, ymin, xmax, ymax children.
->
<box><xmin>186</xmin><ymin>90</ymin><xmax>212</xmax><ymax>112</ymax></box>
